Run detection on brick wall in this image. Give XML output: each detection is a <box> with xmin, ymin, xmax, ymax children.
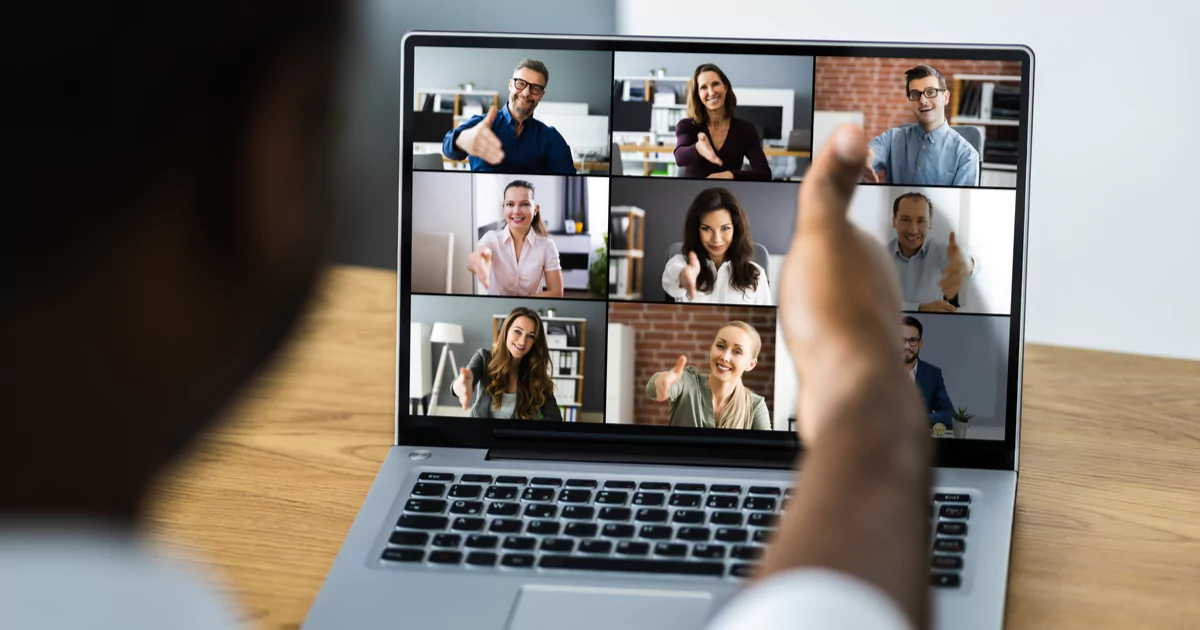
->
<box><xmin>608</xmin><ymin>302</ymin><xmax>777</xmax><ymax>428</ymax></box>
<box><xmin>814</xmin><ymin>58</ymin><xmax>1022</xmax><ymax>140</ymax></box>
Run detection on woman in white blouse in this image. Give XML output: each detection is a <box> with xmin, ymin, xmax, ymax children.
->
<box><xmin>662</xmin><ymin>187</ymin><xmax>772</xmax><ymax>305</ymax></box>
<box><xmin>467</xmin><ymin>179</ymin><xmax>564</xmax><ymax>298</ymax></box>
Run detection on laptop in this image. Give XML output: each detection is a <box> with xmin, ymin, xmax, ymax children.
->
<box><xmin>304</xmin><ymin>32</ymin><xmax>1032</xmax><ymax>630</ymax></box>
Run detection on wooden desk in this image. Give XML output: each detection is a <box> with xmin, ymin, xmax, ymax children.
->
<box><xmin>147</xmin><ymin>266</ymin><xmax>1200</xmax><ymax>629</ymax></box>
<box><xmin>617</xmin><ymin>143</ymin><xmax>810</xmax><ymax>176</ymax></box>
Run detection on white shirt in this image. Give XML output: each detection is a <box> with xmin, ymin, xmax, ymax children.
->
<box><xmin>477</xmin><ymin>225</ymin><xmax>561</xmax><ymax>297</ymax></box>
<box><xmin>662</xmin><ymin>255</ymin><xmax>772</xmax><ymax>305</ymax></box>
<box><xmin>708</xmin><ymin>568</ymin><xmax>911</xmax><ymax>630</ymax></box>
<box><xmin>908</xmin><ymin>361</ymin><xmax>918</xmax><ymax>381</ymax></box>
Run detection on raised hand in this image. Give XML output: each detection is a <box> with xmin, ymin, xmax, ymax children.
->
<box><xmin>919</xmin><ymin>299</ymin><xmax>958</xmax><ymax>313</ymax></box>
<box><xmin>938</xmin><ymin>231</ymin><xmax>970</xmax><ymax>299</ymax></box>
<box><xmin>862</xmin><ymin>146</ymin><xmax>881</xmax><ymax>183</ymax></box>
<box><xmin>470</xmin><ymin>246</ymin><xmax>493</xmax><ymax>290</ymax></box>
<box><xmin>653</xmin><ymin>355</ymin><xmax>688</xmax><ymax>402</ymax></box>
<box><xmin>454</xmin><ymin>106</ymin><xmax>505</xmax><ymax>165</ymax></box>
<box><xmin>680</xmin><ymin>252</ymin><xmax>701</xmax><ymax>300</ymax></box>
<box><xmin>706</xmin><ymin>171</ymin><xmax>734</xmax><ymax>179</ymax></box>
<box><xmin>695</xmin><ymin>132</ymin><xmax>723</xmax><ymax>166</ymax></box>
<box><xmin>456</xmin><ymin>367</ymin><xmax>473</xmax><ymax>409</ymax></box>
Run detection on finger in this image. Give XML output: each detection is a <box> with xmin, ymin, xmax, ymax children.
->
<box><xmin>798</xmin><ymin>124</ymin><xmax>868</xmax><ymax>233</ymax></box>
<box><xmin>671</xmin><ymin>355</ymin><xmax>688</xmax><ymax>375</ymax></box>
<box><xmin>482</xmin><ymin>105</ymin><xmax>497</xmax><ymax>125</ymax></box>
<box><xmin>688</xmin><ymin>251</ymin><xmax>699</xmax><ymax>267</ymax></box>
<box><xmin>482</xmin><ymin>149</ymin><xmax>505</xmax><ymax>165</ymax></box>
<box><xmin>715</xmin><ymin>158</ymin><xmax>724</xmax><ymax>166</ymax></box>
<box><xmin>948</xmin><ymin>231</ymin><xmax>958</xmax><ymax>249</ymax></box>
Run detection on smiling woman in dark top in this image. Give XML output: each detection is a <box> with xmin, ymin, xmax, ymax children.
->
<box><xmin>674</xmin><ymin>63</ymin><xmax>771</xmax><ymax>181</ymax></box>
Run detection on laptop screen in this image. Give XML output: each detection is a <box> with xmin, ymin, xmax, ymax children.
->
<box><xmin>401</xmin><ymin>34</ymin><xmax>1029</xmax><ymax>458</ymax></box>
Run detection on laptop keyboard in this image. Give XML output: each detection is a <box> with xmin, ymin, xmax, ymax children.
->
<box><xmin>382</xmin><ymin>472</ymin><xmax>970</xmax><ymax>586</ymax></box>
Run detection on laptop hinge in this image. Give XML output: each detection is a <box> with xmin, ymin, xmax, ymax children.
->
<box><xmin>487</xmin><ymin>442</ymin><xmax>798</xmax><ymax>470</ymax></box>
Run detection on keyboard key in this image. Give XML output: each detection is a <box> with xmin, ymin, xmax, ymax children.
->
<box><xmin>419</xmin><ymin>472</ymin><xmax>455</xmax><ymax>482</ymax></box>
<box><xmin>743</xmin><ymin>497</ymin><xmax>777</xmax><ymax>512</ymax></box>
<box><xmin>747</xmin><ymin>512</ymin><xmax>777</xmax><ymax>528</ymax></box>
<box><xmin>730</xmin><ymin>564</ymin><xmax>756</xmax><ymax>578</ymax></box>
<box><xmin>669</xmin><ymin>494</ymin><xmax>702</xmax><ymax>508</ymax></box>
<box><xmin>675</xmin><ymin>483</ymin><xmax>706</xmax><ymax>492</ymax></box>
<box><xmin>654</xmin><ymin>543</ymin><xmax>688</xmax><ymax>557</ymax></box>
<box><xmin>678</xmin><ymin>527</ymin><xmax>712</xmax><ymax>542</ymax></box>
<box><xmin>541</xmin><ymin>538</ymin><xmax>575</xmax><ymax>553</ymax></box>
<box><xmin>639</xmin><ymin>482</ymin><xmax>671</xmax><ymax>491</ymax></box>
<box><xmin>502</xmin><ymin>536</ymin><xmax>536</xmax><ymax>551</ymax></box>
<box><xmin>451</xmin><ymin>517</ymin><xmax>485</xmax><ymax>532</ymax></box>
<box><xmin>602</xmin><ymin>523</ymin><xmax>635</xmax><ymax>538</ymax></box>
<box><xmin>604</xmin><ymin>480</ymin><xmax>636</xmax><ymax>489</ymax></box>
<box><xmin>616</xmin><ymin>541</ymin><xmax>650</xmax><ymax>556</ymax></box>
<box><xmin>404</xmin><ymin>499</ymin><xmax>446</xmax><ymax>514</ymax></box>
<box><xmin>558</xmin><ymin>489</ymin><xmax>592</xmax><ymax>504</ymax></box>
<box><xmin>748</xmin><ymin>486</ymin><xmax>780</xmax><ymax>496</ymax></box>
<box><xmin>396</xmin><ymin>515</ymin><xmax>448</xmax><ymax>530</ymax></box>
<box><xmin>411</xmin><ymin>482</ymin><xmax>446</xmax><ymax>497</ymax></box>
<box><xmin>940</xmin><ymin>505</ymin><xmax>970</xmax><ymax>519</ymax></box>
<box><xmin>465</xmin><ymin>551</ymin><xmax>497</xmax><ymax>566</ymax></box>
<box><xmin>496</xmin><ymin>475</ymin><xmax>528</xmax><ymax>485</ymax></box>
<box><xmin>522</xmin><ymin>487</ymin><xmax>556</xmax><ymax>502</ymax></box>
<box><xmin>672</xmin><ymin>510</ymin><xmax>705</xmax><ymax>524</ymax></box>
<box><xmin>566</xmin><ymin>479</ymin><xmax>598</xmax><ymax>488</ymax></box>
<box><xmin>710</xmin><ymin>484</ymin><xmax>742</xmax><ymax>494</ymax></box>
<box><xmin>389</xmin><ymin>531</ymin><xmax>428</xmax><ymax>546</ymax></box>
<box><xmin>639</xmin><ymin>525</ymin><xmax>673</xmax><ymax>540</ymax></box>
<box><xmin>715</xmin><ymin>528</ymin><xmax>749</xmax><ymax>543</ymax></box>
<box><xmin>449</xmin><ymin>501</ymin><xmax>483</xmax><ymax>516</ymax></box>
<box><xmin>937</xmin><ymin>522</ymin><xmax>968</xmax><ymax>536</ymax></box>
<box><xmin>579</xmin><ymin>539</ymin><xmax>613</xmax><ymax>554</ymax></box>
<box><xmin>932</xmin><ymin>555</ymin><xmax>964</xmax><ymax>570</ymax></box>
<box><xmin>462</xmin><ymin>474</ymin><xmax>493</xmax><ymax>484</ymax></box>
<box><xmin>931</xmin><ymin>573</ymin><xmax>962</xmax><ymax>588</ymax></box>
<box><xmin>539</xmin><ymin>555</ymin><xmax>724</xmax><ymax>577</ymax></box>
<box><xmin>710</xmin><ymin>511</ymin><xmax>743</xmax><ymax>526</ymax></box>
<box><xmin>633</xmin><ymin>492</ymin><xmax>665</xmax><ymax>507</ymax></box>
<box><xmin>706</xmin><ymin>495</ymin><xmax>738</xmax><ymax>510</ymax></box>
<box><xmin>752</xmin><ymin>529</ymin><xmax>773</xmax><ymax>544</ymax></box>
<box><xmin>599</xmin><ymin>507</ymin><xmax>632</xmax><ymax>521</ymax></box>
<box><xmin>501</xmin><ymin>554</ymin><xmax>535</xmax><ymax>568</ymax></box>
<box><xmin>428</xmin><ymin>550</ymin><xmax>462</xmax><ymax>564</ymax></box>
<box><xmin>485</xmin><ymin>486</ymin><xmax>519</xmax><ymax>501</ymax></box>
<box><xmin>531</xmin><ymin>477</ymin><xmax>563</xmax><ymax>486</ymax></box>
<box><xmin>524</xmin><ymin>504</ymin><xmax>558</xmax><ymax>519</ymax></box>
<box><xmin>564</xmin><ymin>522</ymin><xmax>598</xmax><ymax>538</ymax></box>
<box><xmin>934</xmin><ymin>493</ymin><xmax>971</xmax><ymax>504</ymax></box>
<box><xmin>635</xmin><ymin>508</ymin><xmax>669</xmax><ymax>523</ymax></box>
<box><xmin>596</xmin><ymin>491</ymin><xmax>629</xmax><ymax>505</ymax></box>
<box><xmin>381</xmin><ymin>548</ymin><xmax>424</xmax><ymax>563</ymax></box>
<box><xmin>731</xmin><ymin>545</ymin><xmax>762</xmax><ymax>560</ymax></box>
<box><xmin>934</xmin><ymin>538</ymin><xmax>966</xmax><ymax>553</ymax></box>
<box><xmin>465</xmin><ymin>534</ymin><xmax>498</xmax><ymax>549</ymax></box>
<box><xmin>693</xmin><ymin>543</ymin><xmax>726</xmax><ymax>559</ymax></box>
<box><xmin>487</xmin><ymin>502</ymin><xmax>520</xmax><ymax>516</ymax></box>
<box><xmin>527</xmin><ymin>520</ymin><xmax>561</xmax><ymax>536</ymax></box>
<box><xmin>489</xmin><ymin>519</ymin><xmax>524</xmax><ymax>534</ymax></box>
<box><xmin>448</xmin><ymin>485</ymin><xmax>482</xmax><ymax>499</ymax></box>
<box><xmin>562</xmin><ymin>506</ymin><xmax>595</xmax><ymax>520</ymax></box>
<box><xmin>432</xmin><ymin>533</ymin><xmax>461</xmax><ymax>548</ymax></box>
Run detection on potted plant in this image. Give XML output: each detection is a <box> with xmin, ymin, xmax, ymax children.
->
<box><xmin>588</xmin><ymin>234</ymin><xmax>608</xmax><ymax>299</ymax></box>
<box><xmin>952</xmin><ymin>406</ymin><xmax>974</xmax><ymax>439</ymax></box>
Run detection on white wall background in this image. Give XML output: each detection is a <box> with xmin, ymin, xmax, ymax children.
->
<box><xmin>618</xmin><ymin>0</ymin><xmax>1200</xmax><ymax>360</ymax></box>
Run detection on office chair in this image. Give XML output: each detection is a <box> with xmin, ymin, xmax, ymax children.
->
<box><xmin>412</xmin><ymin>152</ymin><xmax>445</xmax><ymax>171</ymax></box>
<box><xmin>950</xmin><ymin>125</ymin><xmax>984</xmax><ymax>183</ymax></box>
<box><xmin>661</xmin><ymin>242</ymin><xmax>771</xmax><ymax>302</ymax></box>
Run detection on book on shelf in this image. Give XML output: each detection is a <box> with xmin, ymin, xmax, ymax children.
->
<box><xmin>552</xmin><ymin>378</ymin><xmax>578</xmax><ymax>405</ymax></box>
<box><xmin>558</xmin><ymin>406</ymin><xmax>578</xmax><ymax>422</ymax></box>
<box><xmin>609</xmin><ymin>214</ymin><xmax>631</xmax><ymax>250</ymax></box>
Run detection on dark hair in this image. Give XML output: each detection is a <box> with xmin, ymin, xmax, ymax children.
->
<box><xmin>503</xmin><ymin>180</ymin><xmax>547</xmax><ymax>236</ymax></box>
<box><xmin>687</xmin><ymin>64</ymin><xmax>737</xmax><ymax>125</ymax></box>
<box><xmin>905</xmin><ymin>64</ymin><xmax>947</xmax><ymax>92</ymax></box>
<box><xmin>892</xmin><ymin>192</ymin><xmax>934</xmax><ymax>219</ymax></box>
<box><xmin>488</xmin><ymin>307</ymin><xmax>555</xmax><ymax>419</ymax></box>
<box><xmin>515</xmin><ymin>58</ymin><xmax>549</xmax><ymax>85</ymax></box>
<box><xmin>682</xmin><ymin>187</ymin><xmax>759</xmax><ymax>295</ymax></box>
<box><xmin>902</xmin><ymin>316</ymin><xmax>924</xmax><ymax>339</ymax></box>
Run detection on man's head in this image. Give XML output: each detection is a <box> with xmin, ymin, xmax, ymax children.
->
<box><xmin>4</xmin><ymin>12</ymin><xmax>344</xmax><ymax>521</ymax></box>
<box><xmin>902</xmin><ymin>316</ymin><xmax>924</xmax><ymax>365</ymax></box>
<box><xmin>904</xmin><ymin>65</ymin><xmax>949</xmax><ymax>131</ymax></box>
<box><xmin>509</xmin><ymin>58</ymin><xmax>549</xmax><ymax>120</ymax></box>
<box><xmin>892</xmin><ymin>192</ymin><xmax>933</xmax><ymax>258</ymax></box>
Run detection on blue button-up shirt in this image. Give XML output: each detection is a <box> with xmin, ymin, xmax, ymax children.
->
<box><xmin>869</xmin><ymin>122</ymin><xmax>980</xmax><ymax>186</ymax></box>
<box><xmin>442</xmin><ymin>103</ymin><xmax>575</xmax><ymax>174</ymax></box>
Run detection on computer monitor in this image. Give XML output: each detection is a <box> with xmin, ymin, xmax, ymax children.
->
<box><xmin>737</xmin><ymin>105</ymin><xmax>784</xmax><ymax>143</ymax></box>
<box><xmin>412</xmin><ymin>111</ymin><xmax>455</xmax><ymax>144</ymax></box>
<box><xmin>613</xmin><ymin>98</ymin><xmax>653</xmax><ymax>133</ymax></box>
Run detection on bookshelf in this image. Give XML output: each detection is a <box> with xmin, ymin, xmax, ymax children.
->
<box><xmin>608</xmin><ymin>206</ymin><xmax>646</xmax><ymax>300</ymax></box>
<box><xmin>950</xmin><ymin>75</ymin><xmax>1021</xmax><ymax>186</ymax></box>
<box><xmin>492</xmin><ymin>314</ymin><xmax>587</xmax><ymax>422</ymax></box>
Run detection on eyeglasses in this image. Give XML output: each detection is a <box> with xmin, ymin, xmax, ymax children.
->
<box><xmin>512</xmin><ymin>78</ymin><xmax>545</xmax><ymax>96</ymax></box>
<box><xmin>902</xmin><ymin>337</ymin><xmax>922</xmax><ymax>347</ymax></box>
<box><xmin>906</xmin><ymin>87</ymin><xmax>947</xmax><ymax>101</ymax></box>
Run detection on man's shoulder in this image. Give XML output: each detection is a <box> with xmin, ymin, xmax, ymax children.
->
<box><xmin>918</xmin><ymin>360</ymin><xmax>944</xmax><ymax>378</ymax></box>
<box><xmin>878</xmin><ymin>123</ymin><xmax>918</xmax><ymax>141</ymax></box>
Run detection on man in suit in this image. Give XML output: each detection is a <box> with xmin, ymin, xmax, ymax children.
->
<box><xmin>903</xmin><ymin>316</ymin><xmax>954</xmax><ymax>430</ymax></box>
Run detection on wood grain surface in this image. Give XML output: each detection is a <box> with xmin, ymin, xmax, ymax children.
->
<box><xmin>145</xmin><ymin>265</ymin><xmax>1200</xmax><ymax>629</ymax></box>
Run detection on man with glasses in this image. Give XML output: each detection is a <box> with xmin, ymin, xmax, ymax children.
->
<box><xmin>902</xmin><ymin>316</ymin><xmax>955</xmax><ymax>432</ymax></box>
<box><xmin>889</xmin><ymin>192</ymin><xmax>975</xmax><ymax>313</ymax></box>
<box><xmin>441</xmin><ymin>58</ymin><xmax>575</xmax><ymax>174</ymax></box>
<box><xmin>863</xmin><ymin>64</ymin><xmax>981</xmax><ymax>186</ymax></box>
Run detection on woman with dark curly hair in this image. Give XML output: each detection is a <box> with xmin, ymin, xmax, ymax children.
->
<box><xmin>452</xmin><ymin>306</ymin><xmax>561</xmax><ymax>420</ymax></box>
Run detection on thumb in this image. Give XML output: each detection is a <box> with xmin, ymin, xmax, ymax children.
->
<box><xmin>698</xmin><ymin>132</ymin><xmax>707</xmax><ymax>142</ymax></box>
<box><xmin>672</xmin><ymin>355</ymin><xmax>687</xmax><ymax>375</ymax></box>
<box><xmin>687</xmin><ymin>251</ymin><xmax>700</xmax><ymax>268</ymax></box>
<box><xmin>483</xmin><ymin>106</ymin><xmax>497</xmax><ymax>124</ymax></box>
<box><xmin>460</xmin><ymin>367</ymin><xmax>471</xmax><ymax>380</ymax></box>
<box><xmin>798</xmin><ymin>124</ymin><xmax>868</xmax><ymax>233</ymax></box>
<box><xmin>948</xmin><ymin>231</ymin><xmax>958</xmax><ymax>248</ymax></box>
<box><xmin>480</xmin><ymin>246</ymin><xmax>492</xmax><ymax>261</ymax></box>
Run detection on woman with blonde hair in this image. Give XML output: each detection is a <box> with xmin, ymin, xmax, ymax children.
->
<box><xmin>646</xmin><ymin>321</ymin><xmax>769</xmax><ymax>430</ymax></box>
<box><xmin>453</xmin><ymin>306</ymin><xmax>561</xmax><ymax>420</ymax></box>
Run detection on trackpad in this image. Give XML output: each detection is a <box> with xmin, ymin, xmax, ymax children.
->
<box><xmin>505</xmin><ymin>584</ymin><xmax>713</xmax><ymax>630</ymax></box>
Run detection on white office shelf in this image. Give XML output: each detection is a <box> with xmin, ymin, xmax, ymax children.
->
<box><xmin>611</xmin><ymin>293</ymin><xmax>643</xmax><ymax>301</ymax></box>
<box><xmin>953</xmin><ymin>75</ymin><xmax>1021</xmax><ymax>82</ymax></box>
<box><xmin>610</xmin><ymin>249</ymin><xmax>644</xmax><ymax>258</ymax></box>
<box><xmin>552</xmin><ymin>375</ymin><xmax>584</xmax><ymax>379</ymax></box>
<box><xmin>982</xmin><ymin>162</ymin><xmax>1018</xmax><ymax>171</ymax></box>
<box><xmin>953</xmin><ymin>117</ymin><xmax>1019</xmax><ymax>126</ymax></box>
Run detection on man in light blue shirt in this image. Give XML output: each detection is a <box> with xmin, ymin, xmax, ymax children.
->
<box><xmin>889</xmin><ymin>192</ymin><xmax>975</xmax><ymax>312</ymax></box>
<box><xmin>864</xmin><ymin>65</ymin><xmax>980</xmax><ymax>186</ymax></box>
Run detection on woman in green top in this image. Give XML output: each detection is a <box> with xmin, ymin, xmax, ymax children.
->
<box><xmin>646</xmin><ymin>321</ymin><xmax>770</xmax><ymax>430</ymax></box>
<box><xmin>452</xmin><ymin>306</ymin><xmax>562</xmax><ymax>421</ymax></box>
